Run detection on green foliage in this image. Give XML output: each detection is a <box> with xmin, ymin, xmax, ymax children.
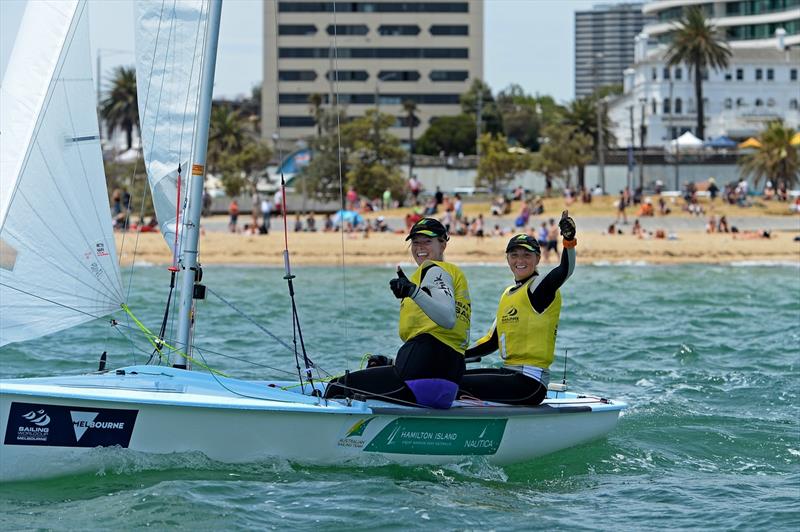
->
<box><xmin>300</xmin><ymin>109</ymin><xmax>349</xmax><ymax>202</ymax></box>
<box><xmin>476</xmin><ymin>133</ymin><xmax>532</xmax><ymax>193</ymax></box>
<box><xmin>104</xmin><ymin>159</ymin><xmax>154</xmax><ymax>217</ymax></box>
<box><xmin>461</xmin><ymin>79</ymin><xmax>503</xmax><ymax>136</ymax></box>
<box><xmin>415</xmin><ymin>114</ymin><xmax>476</xmax><ymax>155</ymax></box>
<box><xmin>495</xmin><ymin>85</ymin><xmax>562</xmax><ymax>152</ymax></box>
<box><xmin>344</xmin><ymin>110</ymin><xmax>407</xmax><ymax>200</ymax></box>
<box><xmin>207</xmin><ymin>102</ymin><xmax>271</xmax><ymax>197</ymax></box>
<box><xmin>531</xmin><ymin>124</ymin><xmax>593</xmax><ymax>189</ymax></box>
<box><xmin>665</xmin><ymin>6</ymin><xmax>731</xmax><ymax>139</ymax></box>
<box><xmin>738</xmin><ymin>121</ymin><xmax>799</xmax><ymax>189</ymax></box>
<box><xmin>100</xmin><ymin>66</ymin><xmax>139</xmax><ymax>150</ymax></box>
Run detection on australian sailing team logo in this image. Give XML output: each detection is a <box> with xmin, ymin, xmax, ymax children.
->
<box><xmin>337</xmin><ymin>417</ymin><xmax>376</xmax><ymax>449</ymax></box>
<box><xmin>4</xmin><ymin>402</ymin><xmax>138</xmax><ymax>447</ymax></box>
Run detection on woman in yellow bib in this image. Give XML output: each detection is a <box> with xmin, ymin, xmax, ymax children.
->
<box><xmin>459</xmin><ymin>211</ymin><xmax>576</xmax><ymax>406</ymax></box>
<box><xmin>324</xmin><ymin>218</ymin><xmax>471</xmax><ymax>408</ymax></box>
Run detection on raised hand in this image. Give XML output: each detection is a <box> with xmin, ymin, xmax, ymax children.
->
<box><xmin>559</xmin><ymin>210</ymin><xmax>576</xmax><ymax>240</ymax></box>
<box><xmin>390</xmin><ymin>265</ymin><xmax>418</xmax><ymax>299</ymax></box>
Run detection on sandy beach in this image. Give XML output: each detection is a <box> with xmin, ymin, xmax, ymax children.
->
<box><xmin>115</xmin><ymin>227</ymin><xmax>800</xmax><ymax>266</ymax></box>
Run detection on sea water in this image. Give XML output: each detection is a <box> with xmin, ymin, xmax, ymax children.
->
<box><xmin>1</xmin><ymin>264</ymin><xmax>798</xmax><ymax>530</ymax></box>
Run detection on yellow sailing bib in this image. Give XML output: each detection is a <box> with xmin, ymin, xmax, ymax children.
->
<box><xmin>398</xmin><ymin>260</ymin><xmax>471</xmax><ymax>354</ymax></box>
<box><xmin>496</xmin><ymin>278</ymin><xmax>561</xmax><ymax>368</ymax></box>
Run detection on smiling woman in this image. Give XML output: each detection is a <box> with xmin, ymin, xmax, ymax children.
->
<box><xmin>324</xmin><ymin>218</ymin><xmax>471</xmax><ymax>409</ymax></box>
<box><xmin>459</xmin><ymin>210</ymin><xmax>577</xmax><ymax>406</ymax></box>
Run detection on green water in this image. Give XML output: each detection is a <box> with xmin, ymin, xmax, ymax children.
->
<box><xmin>1</xmin><ymin>264</ymin><xmax>799</xmax><ymax>530</ymax></box>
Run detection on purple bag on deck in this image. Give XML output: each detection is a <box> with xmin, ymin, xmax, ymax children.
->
<box><xmin>405</xmin><ymin>378</ymin><xmax>458</xmax><ymax>409</ymax></box>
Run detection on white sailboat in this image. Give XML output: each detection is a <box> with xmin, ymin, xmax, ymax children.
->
<box><xmin>0</xmin><ymin>0</ymin><xmax>626</xmax><ymax>483</ymax></box>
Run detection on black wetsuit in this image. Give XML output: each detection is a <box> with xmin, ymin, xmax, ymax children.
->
<box><xmin>459</xmin><ymin>245</ymin><xmax>575</xmax><ymax>406</ymax></box>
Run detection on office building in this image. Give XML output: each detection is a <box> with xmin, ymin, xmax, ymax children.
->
<box><xmin>262</xmin><ymin>0</ymin><xmax>484</xmax><ymax>145</ymax></box>
<box><xmin>575</xmin><ymin>3</ymin><xmax>653</xmax><ymax>98</ymax></box>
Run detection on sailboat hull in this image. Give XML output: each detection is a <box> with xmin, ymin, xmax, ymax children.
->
<box><xmin>0</xmin><ymin>366</ymin><xmax>625</xmax><ymax>481</ymax></box>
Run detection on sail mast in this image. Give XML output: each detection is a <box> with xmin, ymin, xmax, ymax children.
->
<box><xmin>174</xmin><ymin>0</ymin><xmax>223</xmax><ymax>367</ymax></box>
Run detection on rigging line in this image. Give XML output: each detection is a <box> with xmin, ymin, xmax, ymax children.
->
<box><xmin>206</xmin><ymin>286</ymin><xmax>294</xmax><ymax>353</ymax></box>
<box><xmin>7</xmin><ymin>190</ymin><xmax>124</xmax><ymax>305</ymax></box>
<box><xmin>0</xmin><ymin>281</ymin><xmax>120</xmax><ymax>323</ymax></box>
<box><xmin>0</xmin><ymin>0</ymin><xmax>87</xmax><ymax>231</ymax></box>
<box><xmin>330</xmin><ymin>1</ymin><xmax>350</xmax><ymax>361</ymax></box>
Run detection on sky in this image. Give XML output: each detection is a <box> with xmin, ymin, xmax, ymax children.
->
<box><xmin>1</xmin><ymin>0</ymin><xmax>601</xmax><ymax>103</ymax></box>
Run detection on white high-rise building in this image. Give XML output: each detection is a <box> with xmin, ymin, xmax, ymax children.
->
<box><xmin>607</xmin><ymin>1</ymin><xmax>800</xmax><ymax>147</ymax></box>
<box><xmin>261</xmin><ymin>0</ymin><xmax>484</xmax><ymax>145</ymax></box>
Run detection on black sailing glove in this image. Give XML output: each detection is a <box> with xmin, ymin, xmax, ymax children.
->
<box><xmin>390</xmin><ymin>266</ymin><xmax>418</xmax><ymax>299</ymax></box>
<box><xmin>559</xmin><ymin>210</ymin><xmax>576</xmax><ymax>240</ymax></box>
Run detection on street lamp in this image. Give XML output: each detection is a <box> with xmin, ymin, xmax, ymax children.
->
<box><xmin>639</xmin><ymin>97</ymin><xmax>647</xmax><ymax>189</ymax></box>
<box><xmin>597</xmin><ymin>96</ymin><xmax>608</xmax><ymax>193</ymax></box>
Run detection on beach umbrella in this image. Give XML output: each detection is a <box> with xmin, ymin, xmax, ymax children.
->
<box><xmin>704</xmin><ymin>135</ymin><xmax>737</xmax><ymax>148</ymax></box>
<box><xmin>738</xmin><ymin>137</ymin><xmax>762</xmax><ymax>149</ymax></box>
<box><xmin>791</xmin><ymin>132</ymin><xmax>800</xmax><ymax>146</ymax></box>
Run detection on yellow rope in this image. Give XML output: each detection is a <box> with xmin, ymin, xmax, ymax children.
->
<box><xmin>120</xmin><ymin>304</ymin><xmax>228</xmax><ymax>377</ymax></box>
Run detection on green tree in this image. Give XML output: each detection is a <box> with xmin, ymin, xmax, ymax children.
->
<box><xmin>460</xmin><ymin>79</ymin><xmax>503</xmax><ymax>140</ymax></box>
<box><xmin>100</xmin><ymin>66</ymin><xmax>139</xmax><ymax>150</ymax></box>
<box><xmin>562</xmin><ymin>96</ymin><xmax>615</xmax><ymax>188</ymax></box>
<box><xmin>207</xmin><ymin>103</ymin><xmax>247</xmax><ymax>172</ymax></box>
<box><xmin>344</xmin><ymin>110</ymin><xmax>406</xmax><ymax>200</ymax></box>
<box><xmin>215</xmin><ymin>141</ymin><xmax>272</xmax><ymax>198</ymax></box>
<box><xmin>300</xmin><ymin>109</ymin><xmax>350</xmax><ymax>203</ymax></box>
<box><xmin>532</xmin><ymin>123</ymin><xmax>593</xmax><ymax>190</ymax></box>
<box><xmin>738</xmin><ymin>121</ymin><xmax>799</xmax><ymax>190</ymax></box>
<box><xmin>415</xmin><ymin>114</ymin><xmax>476</xmax><ymax>156</ymax></box>
<box><xmin>665</xmin><ymin>6</ymin><xmax>731</xmax><ymax>140</ymax></box>
<box><xmin>476</xmin><ymin>133</ymin><xmax>532</xmax><ymax>193</ymax></box>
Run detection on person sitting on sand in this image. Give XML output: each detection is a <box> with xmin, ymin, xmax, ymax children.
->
<box><xmin>632</xmin><ymin>219</ymin><xmax>643</xmax><ymax>237</ymax></box>
<box><xmin>458</xmin><ymin>211</ymin><xmax>576</xmax><ymax>406</ymax></box>
<box><xmin>324</xmin><ymin>218</ymin><xmax>471</xmax><ymax>409</ymax></box>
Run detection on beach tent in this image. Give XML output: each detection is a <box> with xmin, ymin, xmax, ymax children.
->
<box><xmin>791</xmin><ymin>132</ymin><xmax>800</xmax><ymax>146</ymax></box>
<box><xmin>738</xmin><ymin>137</ymin><xmax>762</xmax><ymax>149</ymax></box>
<box><xmin>704</xmin><ymin>135</ymin><xmax>737</xmax><ymax>148</ymax></box>
<box><xmin>666</xmin><ymin>131</ymin><xmax>703</xmax><ymax>152</ymax></box>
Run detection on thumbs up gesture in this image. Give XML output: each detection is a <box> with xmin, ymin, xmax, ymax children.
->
<box><xmin>390</xmin><ymin>265</ymin><xmax>418</xmax><ymax>299</ymax></box>
<box><xmin>559</xmin><ymin>210</ymin><xmax>576</xmax><ymax>240</ymax></box>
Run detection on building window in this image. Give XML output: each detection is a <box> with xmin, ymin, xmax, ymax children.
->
<box><xmin>767</xmin><ymin>98</ymin><xmax>776</xmax><ymax>107</ymax></box>
<box><xmin>652</xmin><ymin>98</ymin><xmax>657</xmax><ymax>114</ymax></box>
<box><xmin>675</xmin><ymin>98</ymin><xmax>682</xmax><ymax>114</ymax></box>
<box><xmin>429</xmin><ymin>25</ymin><xmax>468</xmax><ymax>36</ymax></box>
<box><xmin>278</xmin><ymin>70</ymin><xmax>317</xmax><ymax>81</ymax></box>
<box><xmin>651</xmin><ymin>67</ymin><xmax>657</xmax><ymax>81</ymax></box>
<box><xmin>663</xmin><ymin>98</ymin><xmax>671</xmax><ymax>114</ymax></box>
<box><xmin>326</xmin><ymin>70</ymin><xmax>369</xmax><ymax>82</ymax></box>
<box><xmin>429</xmin><ymin>70</ymin><xmax>469</xmax><ymax>82</ymax></box>
<box><xmin>736</xmin><ymin>98</ymin><xmax>745</xmax><ymax>108</ymax></box>
<box><xmin>663</xmin><ymin>67</ymin><xmax>670</xmax><ymax>80</ymax></box>
<box><xmin>701</xmin><ymin>69</ymin><xmax>708</xmax><ymax>81</ymax></box>
<box><xmin>791</xmin><ymin>69</ymin><xmax>798</xmax><ymax>81</ymax></box>
<box><xmin>790</xmin><ymin>99</ymin><xmax>799</xmax><ymax>110</ymax></box>
<box><xmin>326</xmin><ymin>24</ymin><xmax>368</xmax><ymax>36</ymax></box>
<box><xmin>736</xmin><ymin>68</ymin><xmax>744</xmax><ymax>80</ymax></box>
<box><xmin>279</xmin><ymin>116</ymin><xmax>316</xmax><ymax>127</ymax></box>
<box><xmin>278</xmin><ymin>24</ymin><xmax>317</xmax><ymax>35</ymax></box>
<box><xmin>675</xmin><ymin>67</ymin><xmax>682</xmax><ymax>80</ymax></box>
<box><xmin>278</xmin><ymin>2</ymin><xmax>470</xmax><ymax>13</ymax></box>
<box><xmin>724</xmin><ymin>98</ymin><xmax>732</xmax><ymax>109</ymax></box>
<box><xmin>279</xmin><ymin>47</ymin><xmax>469</xmax><ymax>59</ymax></box>
<box><xmin>755</xmin><ymin>68</ymin><xmax>763</xmax><ymax>80</ymax></box>
<box><xmin>755</xmin><ymin>98</ymin><xmax>763</xmax><ymax>107</ymax></box>
<box><xmin>377</xmin><ymin>70</ymin><xmax>420</xmax><ymax>81</ymax></box>
<box><xmin>767</xmin><ymin>68</ymin><xmax>774</xmax><ymax>81</ymax></box>
<box><xmin>725</xmin><ymin>72</ymin><xmax>732</xmax><ymax>81</ymax></box>
<box><xmin>378</xmin><ymin>25</ymin><xmax>420</xmax><ymax>36</ymax></box>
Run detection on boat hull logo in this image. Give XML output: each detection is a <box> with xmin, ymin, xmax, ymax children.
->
<box><xmin>4</xmin><ymin>402</ymin><xmax>138</xmax><ymax>448</ymax></box>
<box><xmin>365</xmin><ymin>418</ymin><xmax>507</xmax><ymax>455</ymax></box>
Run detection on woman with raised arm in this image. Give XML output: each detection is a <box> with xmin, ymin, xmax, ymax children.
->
<box><xmin>459</xmin><ymin>210</ymin><xmax>576</xmax><ymax>406</ymax></box>
<box><xmin>324</xmin><ymin>218</ymin><xmax>471</xmax><ymax>408</ymax></box>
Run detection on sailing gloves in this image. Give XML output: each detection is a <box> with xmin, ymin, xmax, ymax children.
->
<box><xmin>559</xmin><ymin>210</ymin><xmax>576</xmax><ymax>240</ymax></box>
<box><xmin>390</xmin><ymin>266</ymin><xmax>419</xmax><ymax>299</ymax></box>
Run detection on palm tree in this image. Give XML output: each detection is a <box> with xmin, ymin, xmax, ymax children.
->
<box><xmin>739</xmin><ymin>121</ymin><xmax>799</xmax><ymax>190</ymax></box>
<box><xmin>207</xmin><ymin>104</ymin><xmax>246</xmax><ymax>173</ymax></box>
<box><xmin>308</xmin><ymin>93</ymin><xmax>324</xmax><ymax>137</ymax></box>
<box><xmin>664</xmin><ymin>6</ymin><xmax>731</xmax><ymax>140</ymax></box>
<box><xmin>100</xmin><ymin>66</ymin><xmax>139</xmax><ymax>150</ymax></box>
<box><xmin>402</xmin><ymin>99</ymin><xmax>418</xmax><ymax>181</ymax></box>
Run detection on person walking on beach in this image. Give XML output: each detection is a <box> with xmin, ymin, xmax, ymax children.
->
<box><xmin>615</xmin><ymin>190</ymin><xmax>628</xmax><ymax>224</ymax></box>
<box><xmin>324</xmin><ymin>218</ymin><xmax>470</xmax><ymax>409</ymax></box>
<box><xmin>228</xmin><ymin>199</ymin><xmax>239</xmax><ymax>233</ymax></box>
<box><xmin>458</xmin><ymin>211</ymin><xmax>576</xmax><ymax>406</ymax></box>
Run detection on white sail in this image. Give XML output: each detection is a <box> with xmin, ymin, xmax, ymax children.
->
<box><xmin>135</xmin><ymin>0</ymin><xmax>209</xmax><ymax>255</ymax></box>
<box><xmin>0</xmin><ymin>0</ymin><xmax>124</xmax><ymax>347</ymax></box>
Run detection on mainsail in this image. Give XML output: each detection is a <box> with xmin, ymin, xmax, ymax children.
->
<box><xmin>135</xmin><ymin>0</ymin><xmax>209</xmax><ymax>255</ymax></box>
<box><xmin>0</xmin><ymin>0</ymin><xmax>124</xmax><ymax>346</ymax></box>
